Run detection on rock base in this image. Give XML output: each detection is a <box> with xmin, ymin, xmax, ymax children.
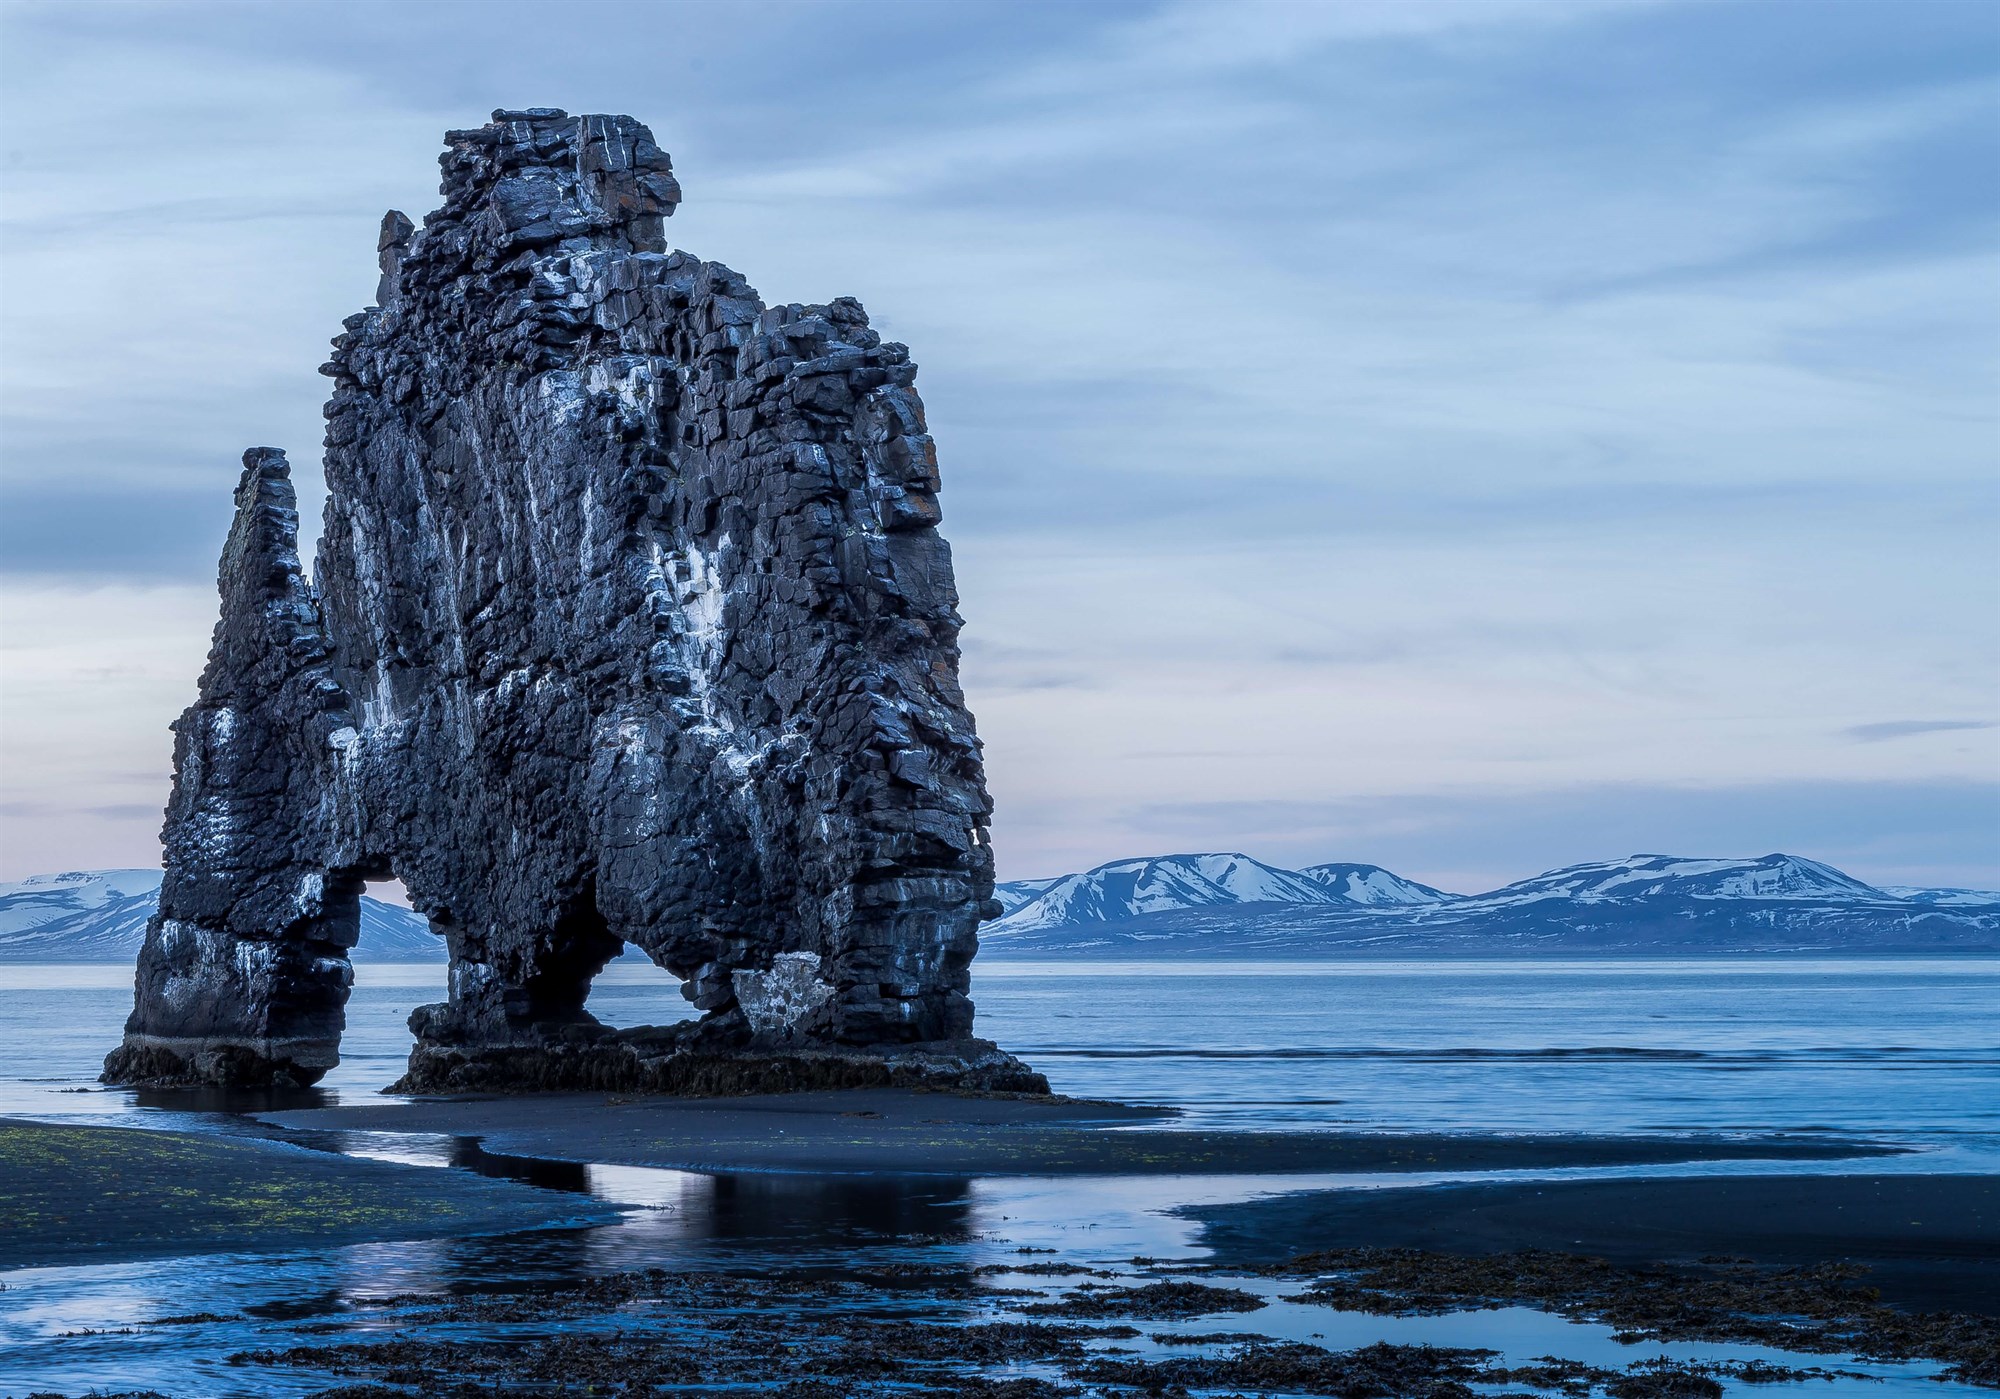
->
<box><xmin>101</xmin><ymin>1037</ymin><xmax>333</xmax><ymax>1090</ymax></box>
<box><xmin>389</xmin><ymin>1027</ymin><xmax>1048</xmax><ymax>1098</ymax></box>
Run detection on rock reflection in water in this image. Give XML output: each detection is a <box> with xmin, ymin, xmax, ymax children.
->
<box><xmin>129</xmin><ymin>1082</ymin><xmax>338</xmax><ymax>1117</ymax></box>
<box><xmin>448</xmin><ymin>1136</ymin><xmax>593</xmax><ymax>1194</ymax></box>
<box><xmin>440</xmin><ymin>1134</ymin><xmax>979</xmax><ymax>1268</ymax></box>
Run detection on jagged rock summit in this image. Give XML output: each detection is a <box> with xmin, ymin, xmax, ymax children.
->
<box><xmin>105</xmin><ymin>109</ymin><xmax>1043</xmax><ymax>1095</ymax></box>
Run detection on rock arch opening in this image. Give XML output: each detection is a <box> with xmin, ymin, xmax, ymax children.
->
<box><xmin>336</xmin><ymin>872</ymin><xmax>453</xmax><ymax>1090</ymax></box>
<box><xmin>586</xmin><ymin>944</ymin><xmax>700</xmax><ymax>1033</ymax></box>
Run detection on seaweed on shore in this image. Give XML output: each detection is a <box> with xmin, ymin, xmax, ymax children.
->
<box><xmin>1078</xmin><ymin>1344</ymin><xmax>1883</xmax><ymax>1399</ymax></box>
<box><xmin>1262</xmin><ymin>1247</ymin><xmax>1999</xmax><ymax>1385</ymax></box>
<box><xmin>1015</xmin><ymin>1280</ymin><xmax>1267</xmax><ymax>1319</ymax></box>
<box><xmin>1078</xmin><ymin>1338</ymin><xmax>1503</xmax><ymax>1398</ymax></box>
<box><xmin>232</xmin><ymin>1307</ymin><xmax>1136</xmax><ymax>1396</ymax></box>
<box><xmin>213</xmin><ymin>1262</ymin><xmax>1878</xmax><ymax>1399</ymax></box>
<box><xmin>78</xmin><ymin>1244</ymin><xmax>1995</xmax><ymax>1397</ymax></box>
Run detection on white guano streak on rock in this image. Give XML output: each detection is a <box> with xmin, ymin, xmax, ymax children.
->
<box><xmin>732</xmin><ymin>951</ymin><xmax>836</xmax><ymax>1035</ymax></box>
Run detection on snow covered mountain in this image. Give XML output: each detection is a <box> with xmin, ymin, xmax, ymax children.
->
<box><xmin>0</xmin><ymin>870</ymin><xmax>166</xmax><ymax>961</ymax></box>
<box><xmin>981</xmin><ymin>852</ymin><xmax>2000</xmax><ymax>956</ymax></box>
<box><xmin>17</xmin><ymin>853</ymin><xmax>1988</xmax><ymax>965</ymax></box>
<box><xmin>1301</xmin><ymin>862</ymin><xmax>1456</xmax><ymax>906</ymax></box>
<box><xmin>1460</xmin><ymin>853</ymin><xmax>1882</xmax><ymax>906</ymax></box>
<box><xmin>993</xmin><ymin>877</ymin><xmax>1060</xmax><ymax>914</ymax></box>
<box><xmin>0</xmin><ymin>870</ymin><xmax>444</xmax><ymax>962</ymax></box>
<box><xmin>1880</xmin><ymin>886</ymin><xmax>2000</xmax><ymax>907</ymax></box>
<box><xmin>992</xmin><ymin>853</ymin><xmax>1367</xmax><ymax>933</ymax></box>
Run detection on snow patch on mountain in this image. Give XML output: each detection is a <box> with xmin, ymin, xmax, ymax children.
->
<box><xmin>1461</xmin><ymin>853</ymin><xmax>1885</xmax><ymax>906</ymax></box>
<box><xmin>994</xmin><ymin>853</ymin><xmax>1343</xmax><ymax>933</ymax></box>
<box><xmin>992</xmin><ymin>853</ymin><xmax>1462</xmax><ymax>933</ymax></box>
<box><xmin>1</xmin><ymin>869</ymin><xmax>166</xmax><ymax>935</ymax></box>
<box><xmin>1300</xmin><ymin>862</ymin><xmax>1456</xmax><ymax>906</ymax></box>
<box><xmin>1882</xmin><ymin>886</ymin><xmax>2000</xmax><ymax>908</ymax></box>
<box><xmin>993</xmin><ymin>877</ymin><xmax>1059</xmax><ymax>915</ymax></box>
<box><xmin>0</xmin><ymin>869</ymin><xmax>443</xmax><ymax>961</ymax></box>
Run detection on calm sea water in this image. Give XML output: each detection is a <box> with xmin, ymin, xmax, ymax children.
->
<box><xmin>1</xmin><ymin>959</ymin><xmax>1995</xmax><ymax>1398</ymax></box>
<box><xmin>6</xmin><ymin>958</ymin><xmax>1997</xmax><ymax>1163</ymax></box>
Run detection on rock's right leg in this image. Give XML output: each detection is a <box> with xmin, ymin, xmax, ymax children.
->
<box><xmin>394</xmin><ymin>886</ymin><xmax>627</xmax><ymax>1092</ymax></box>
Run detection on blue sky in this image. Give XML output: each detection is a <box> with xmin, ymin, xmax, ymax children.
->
<box><xmin>1</xmin><ymin>0</ymin><xmax>1995</xmax><ymax>890</ymax></box>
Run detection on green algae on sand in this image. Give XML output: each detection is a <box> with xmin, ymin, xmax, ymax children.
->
<box><xmin>0</xmin><ymin>1118</ymin><xmax>617</xmax><ymax>1270</ymax></box>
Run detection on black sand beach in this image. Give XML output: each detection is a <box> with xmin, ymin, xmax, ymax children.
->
<box><xmin>254</xmin><ymin>1087</ymin><xmax>1899</xmax><ymax>1176</ymax></box>
<box><xmin>246</xmin><ymin>1089</ymin><xmax>1999</xmax><ymax>1320</ymax></box>
<box><xmin>1188</xmin><ymin>1172</ymin><xmax>2000</xmax><ymax>1314</ymax></box>
<box><xmin>0</xmin><ymin>1117</ymin><xmax>617</xmax><ymax>1270</ymax></box>
<box><xmin>7</xmin><ymin>1100</ymin><xmax>1997</xmax><ymax>1395</ymax></box>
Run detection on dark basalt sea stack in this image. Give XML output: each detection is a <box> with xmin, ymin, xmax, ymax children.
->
<box><xmin>104</xmin><ymin>109</ymin><xmax>1043</xmax><ymax>1095</ymax></box>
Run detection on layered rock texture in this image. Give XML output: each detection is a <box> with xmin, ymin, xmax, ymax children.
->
<box><xmin>105</xmin><ymin>109</ymin><xmax>1041</xmax><ymax>1095</ymax></box>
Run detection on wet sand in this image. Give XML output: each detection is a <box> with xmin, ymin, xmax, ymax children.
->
<box><xmin>9</xmin><ymin>1105</ymin><xmax>1995</xmax><ymax>1393</ymax></box>
<box><xmin>0</xmin><ymin>1117</ymin><xmax>617</xmax><ymax>1270</ymax></box>
<box><xmin>1187</xmin><ymin>1173</ymin><xmax>2000</xmax><ymax>1314</ymax></box>
<box><xmin>256</xmin><ymin>1086</ymin><xmax>1899</xmax><ymax>1176</ymax></box>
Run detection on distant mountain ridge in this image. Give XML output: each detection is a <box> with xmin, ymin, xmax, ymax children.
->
<box><xmin>10</xmin><ymin>855</ymin><xmax>1995</xmax><ymax>963</ymax></box>
<box><xmin>987</xmin><ymin>852</ymin><xmax>2000</xmax><ymax>957</ymax></box>
<box><xmin>1880</xmin><ymin>885</ymin><xmax>2000</xmax><ymax>908</ymax></box>
<box><xmin>0</xmin><ymin>870</ymin><xmax>443</xmax><ymax>963</ymax></box>
<box><xmin>995</xmin><ymin>853</ymin><xmax>1341</xmax><ymax>932</ymax></box>
<box><xmin>1459</xmin><ymin>853</ymin><xmax>1880</xmax><ymax>905</ymax></box>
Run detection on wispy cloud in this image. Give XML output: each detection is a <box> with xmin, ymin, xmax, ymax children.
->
<box><xmin>1843</xmin><ymin>719</ymin><xmax>1997</xmax><ymax>744</ymax></box>
<box><xmin>0</xmin><ymin>0</ymin><xmax>1992</xmax><ymax>884</ymax></box>
<box><xmin>0</xmin><ymin>485</ymin><xmax>236</xmax><ymax>578</ymax></box>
